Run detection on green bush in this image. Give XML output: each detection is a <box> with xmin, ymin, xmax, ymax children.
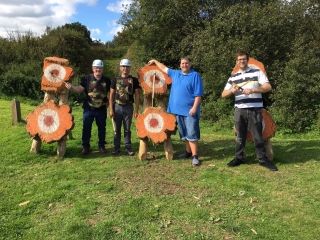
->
<box><xmin>0</xmin><ymin>61</ymin><xmax>43</xmax><ymax>100</ymax></box>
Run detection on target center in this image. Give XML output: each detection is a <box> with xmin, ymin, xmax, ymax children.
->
<box><xmin>149</xmin><ymin>118</ymin><xmax>159</xmax><ymax>128</ymax></box>
<box><xmin>44</xmin><ymin>115</ymin><xmax>54</xmax><ymax>127</ymax></box>
<box><xmin>51</xmin><ymin>69</ymin><xmax>60</xmax><ymax>76</ymax></box>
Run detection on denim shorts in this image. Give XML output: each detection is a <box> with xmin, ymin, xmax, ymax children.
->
<box><xmin>176</xmin><ymin>115</ymin><xmax>200</xmax><ymax>141</ymax></box>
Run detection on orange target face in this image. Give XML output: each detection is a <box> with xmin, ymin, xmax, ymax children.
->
<box><xmin>137</xmin><ymin>64</ymin><xmax>172</xmax><ymax>95</ymax></box>
<box><xmin>136</xmin><ymin>107</ymin><xmax>176</xmax><ymax>144</ymax></box>
<box><xmin>26</xmin><ymin>100</ymin><xmax>74</xmax><ymax>143</ymax></box>
<box><xmin>41</xmin><ymin>57</ymin><xmax>74</xmax><ymax>92</ymax></box>
<box><xmin>246</xmin><ymin>109</ymin><xmax>276</xmax><ymax>141</ymax></box>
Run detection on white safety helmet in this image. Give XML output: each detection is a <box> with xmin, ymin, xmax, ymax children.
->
<box><xmin>119</xmin><ymin>59</ymin><xmax>131</xmax><ymax>67</ymax></box>
<box><xmin>92</xmin><ymin>59</ymin><xmax>104</xmax><ymax>67</ymax></box>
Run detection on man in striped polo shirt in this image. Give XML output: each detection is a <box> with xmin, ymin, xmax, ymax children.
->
<box><xmin>221</xmin><ymin>51</ymin><xmax>278</xmax><ymax>171</ymax></box>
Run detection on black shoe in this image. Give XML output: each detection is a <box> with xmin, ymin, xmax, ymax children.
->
<box><xmin>178</xmin><ymin>151</ymin><xmax>192</xmax><ymax>159</ymax></box>
<box><xmin>112</xmin><ymin>148</ymin><xmax>120</xmax><ymax>155</ymax></box>
<box><xmin>126</xmin><ymin>148</ymin><xmax>135</xmax><ymax>156</ymax></box>
<box><xmin>81</xmin><ymin>148</ymin><xmax>90</xmax><ymax>155</ymax></box>
<box><xmin>99</xmin><ymin>148</ymin><xmax>107</xmax><ymax>153</ymax></box>
<box><xmin>259</xmin><ymin>160</ymin><xmax>278</xmax><ymax>171</ymax></box>
<box><xmin>227</xmin><ymin>158</ymin><xmax>244</xmax><ymax>167</ymax></box>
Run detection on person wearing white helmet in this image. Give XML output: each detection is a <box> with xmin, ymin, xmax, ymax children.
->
<box><xmin>109</xmin><ymin>59</ymin><xmax>140</xmax><ymax>156</ymax></box>
<box><xmin>65</xmin><ymin>59</ymin><xmax>111</xmax><ymax>154</ymax></box>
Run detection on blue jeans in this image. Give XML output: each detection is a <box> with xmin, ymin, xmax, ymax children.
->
<box><xmin>82</xmin><ymin>108</ymin><xmax>106</xmax><ymax>149</ymax></box>
<box><xmin>176</xmin><ymin>115</ymin><xmax>200</xmax><ymax>141</ymax></box>
<box><xmin>113</xmin><ymin>103</ymin><xmax>133</xmax><ymax>149</ymax></box>
<box><xmin>234</xmin><ymin>108</ymin><xmax>268</xmax><ymax>162</ymax></box>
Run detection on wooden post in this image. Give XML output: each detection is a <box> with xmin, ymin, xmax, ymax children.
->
<box><xmin>264</xmin><ymin>138</ymin><xmax>274</xmax><ymax>161</ymax></box>
<box><xmin>157</xmin><ymin>96</ymin><xmax>173</xmax><ymax>160</ymax></box>
<box><xmin>57</xmin><ymin>136</ymin><xmax>67</xmax><ymax>157</ymax></box>
<box><xmin>138</xmin><ymin>95</ymin><xmax>151</xmax><ymax>161</ymax></box>
<box><xmin>30</xmin><ymin>136</ymin><xmax>41</xmax><ymax>153</ymax></box>
<box><xmin>43</xmin><ymin>92</ymin><xmax>55</xmax><ymax>103</ymax></box>
<box><xmin>138</xmin><ymin>139</ymin><xmax>148</xmax><ymax>160</ymax></box>
<box><xmin>11</xmin><ymin>99</ymin><xmax>21</xmax><ymax>123</ymax></box>
<box><xmin>57</xmin><ymin>91</ymin><xmax>68</xmax><ymax>156</ymax></box>
<box><xmin>164</xmin><ymin>138</ymin><xmax>173</xmax><ymax>160</ymax></box>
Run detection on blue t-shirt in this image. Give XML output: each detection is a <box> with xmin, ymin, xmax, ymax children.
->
<box><xmin>167</xmin><ymin>68</ymin><xmax>204</xmax><ymax>119</ymax></box>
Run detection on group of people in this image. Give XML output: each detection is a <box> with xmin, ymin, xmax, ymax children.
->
<box><xmin>65</xmin><ymin>50</ymin><xmax>278</xmax><ymax>171</ymax></box>
<box><xmin>65</xmin><ymin>58</ymin><xmax>140</xmax><ymax>156</ymax></box>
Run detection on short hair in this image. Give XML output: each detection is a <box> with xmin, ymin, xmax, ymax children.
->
<box><xmin>236</xmin><ymin>51</ymin><xmax>249</xmax><ymax>60</ymax></box>
<box><xmin>180</xmin><ymin>57</ymin><xmax>191</xmax><ymax>62</ymax></box>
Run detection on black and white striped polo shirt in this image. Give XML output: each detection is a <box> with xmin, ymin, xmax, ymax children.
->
<box><xmin>224</xmin><ymin>67</ymin><xmax>269</xmax><ymax>108</ymax></box>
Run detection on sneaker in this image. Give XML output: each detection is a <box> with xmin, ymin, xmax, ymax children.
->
<box><xmin>99</xmin><ymin>148</ymin><xmax>107</xmax><ymax>153</ymax></box>
<box><xmin>178</xmin><ymin>151</ymin><xmax>192</xmax><ymax>159</ymax></box>
<box><xmin>192</xmin><ymin>156</ymin><xmax>200</xmax><ymax>166</ymax></box>
<box><xmin>81</xmin><ymin>148</ymin><xmax>90</xmax><ymax>155</ymax></box>
<box><xmin>227</xmin><ymin>158</ymin><xmax>244</xmax><ymax>167</ymax></box>
<box><xmin>112</xmin><ymin>148</ymin><xmax>120</xmax><ymax>155</ymax></box>
<box><xmin>259</xmin><ymin>160</ymin><xmax>278</xmax><ymax>171</ymax></box>
<box><xmin>126</xmin><ymin>148</ymin><xmax>135</xmax><ymax>156</ymax></box>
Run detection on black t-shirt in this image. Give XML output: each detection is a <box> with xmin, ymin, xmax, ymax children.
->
<box><xmin>110</xmin><ymin>75</ymin><xmax>140</xmax><ymax>104</ymax></box>
<box><xmin>80</xmin><ymin>74</ymin><xmax>111</xmax><ymax>109</ymax></box>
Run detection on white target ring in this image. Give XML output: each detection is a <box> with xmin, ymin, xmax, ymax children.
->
<box><xmin>37</xmin><ymin>109</ymin><xmax>60</xmax><ymax>134</ymax></box>
<box><xmin>143</xmin><ymin>70</ymin><xmax>166</xmax><ymax>88</ymax></box>
<box><xmin>144</xmin><ymin>113</ymin><xmax>164</xmax><ymax>133</ymax></box>
<box><xmin>43</xmin><ymin>64</ymin><xmax>66</xmax><ymax>83</ymax></box>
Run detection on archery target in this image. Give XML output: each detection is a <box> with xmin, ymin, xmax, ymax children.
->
<box><xmin>144</xmin><ymin>113</ymin><xmax>164</xmax><ymax>133</ymax></box>
<box><xmin>37</xmin><ymin>109</ymin><xmax>60</xmax><ymax>134</ymax></box>
<box><xmin>143</xmin><ymin>70</ymin><xmax>167</xmax><ymax>89</ymax></box>
<box><xmin>43</xmin><ymin>64</ymin><xmax>66</xmax><ymax>83</ymax></box>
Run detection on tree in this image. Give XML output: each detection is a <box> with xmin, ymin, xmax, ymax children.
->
<box><xmin>56</xmin><ymin>22</ymin><xmax>93</xmax><ymax>45</ymax></box>
<box><xmin>269</xmin><ymin>0</ymin><xmax>320</xmax><ymax>132</ymax></box>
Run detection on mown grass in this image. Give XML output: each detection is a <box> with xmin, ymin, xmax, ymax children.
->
<box><xmin>1</xmin><ymin>98</ymin><xmax>320</xmax><ymax>239</ymax></box>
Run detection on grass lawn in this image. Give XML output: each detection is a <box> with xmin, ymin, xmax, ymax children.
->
<box><xmin>1</xmin><ymin>98</ymin><xmax>320</xmax><ymax>239</ymax></box>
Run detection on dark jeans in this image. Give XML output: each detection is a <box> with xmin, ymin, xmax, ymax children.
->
<box><xmin>82</xmin><ymin>108</ymin><xmax>106</xmax><ymax>149</ymax></box>
<box><xmin>234</xmin><ymin>108</ymin><xmax>268</xmax><ymax>162</ymax></box>
<box><xmin>113</xmin><ymin>103</ymin><xmax>133</xmax><ymax>149</ymax></box>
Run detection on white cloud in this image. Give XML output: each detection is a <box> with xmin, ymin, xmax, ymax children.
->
<box><xmin>109</xmin><ymin>25</ymin><xmax>123</xmax><ymax>36</ymax></box>
<box><xmin>0</xmin><ymin>0</ymin><xmax>97</xmax><ymax>38</ymax></box>
<box><xmin>90</xmin><ymin>28</ymin><xmax>101</xmax><ymax>35</ymax></box>
<box><xmin>106</xmin><ymin>0</ymin><xmax>132</xmax><ymax>13</ymax></box>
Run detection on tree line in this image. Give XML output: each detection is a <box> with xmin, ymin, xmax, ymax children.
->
<box><xmin>116</xmin><ymin>0</ymin><xmax>320</xmax><ymax>133</ymax></box>
<box><xmin>0</xmin><ymin>0</ymin><xmax>319</xmax><ymax>133</ymax></box>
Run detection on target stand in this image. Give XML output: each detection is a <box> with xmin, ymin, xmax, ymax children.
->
<box><xmin>136</xmin><ymin>64</ymin><xmax>176</xmax><ymax>160</ymax></box>
<box><xmin>26</xmin><ymin>57</ymin><xmax>74</xmax><ymax>157</ymax></box>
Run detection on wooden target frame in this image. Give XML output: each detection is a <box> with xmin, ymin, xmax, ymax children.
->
<box><xmin>136</xmin><ymin>64</ymin><xmax>175</xmax><ymax>161</ymax></box>
<box><xmin>27</xmin><ymin>56</ymin><xmax>74</xmax><ymax>157</ymax></box>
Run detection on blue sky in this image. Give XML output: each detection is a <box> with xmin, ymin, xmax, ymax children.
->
<box><xmin>71</xmin><ymin>0</ymin><xmax>132</xmax><ymax>42</ymax></box>
<box><xmin>0</xmin><ymin>0</ymin><xmax>133</xmax><ymax>42</ymax></box>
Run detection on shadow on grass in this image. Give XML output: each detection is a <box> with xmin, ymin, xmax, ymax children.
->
<box><xmin>197</xmin><ymin>137</ymin><xmax>320</xmax><ymax>165</ymax></box>
<box><xmin>34</xmin><ymin>136</ymin><xmax>320</xmax><ymax>166</ymax></box>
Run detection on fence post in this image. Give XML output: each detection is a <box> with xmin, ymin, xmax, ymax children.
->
<box><xmin>11</xmin><ymin>99</ymin><xmax>21</xmax><ymax>123</ymax></box>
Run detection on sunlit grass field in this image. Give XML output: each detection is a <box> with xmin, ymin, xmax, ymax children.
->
<box><xmin>1</xmin><ymin>98</ymin><xmax>320</xmax><ymax>239</ymax></box>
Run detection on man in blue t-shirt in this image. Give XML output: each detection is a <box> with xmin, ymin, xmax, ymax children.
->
<box><xmin>148</xmin><ymin>58</ymin><xmax>204</xmax><ymax>166</ymax></box>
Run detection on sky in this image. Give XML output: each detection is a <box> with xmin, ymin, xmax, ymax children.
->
<box><xmin>0</xmin><ymin>0</ymin><xmax>133</xmax><ymax>42</ymax></box>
